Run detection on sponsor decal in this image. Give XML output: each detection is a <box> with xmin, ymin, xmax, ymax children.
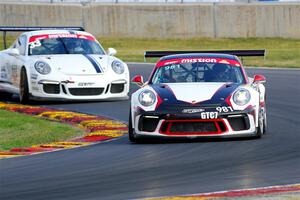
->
<box><xmin>182</xmin><ymin>108</ymin><xmax>205</xmax><ymax>114</ymax></box>
<box><xmin>216</xmin><ymin>106</ymin><xmax>234</xmax><ymax>113</ymax></box>
<box><xmin>201</xmin><ymin>112</ymin><xmax>218</xmax><ymax>119</ymax></box>
<box><xmin>31</xmin><ymin>74</ymin><xmax>38</xmax><ymax>80</ymax></box>
<box><xmin>78</xmin><ymin>82</ymin><xmax>95</xmax><ymax>87</ymax></box>
<box><xmin>181</xmin><ymin>58</ymin><xmax>217</xmax><ymax>63</ymax></box>
<box><xmin>157</xmin><ymin>58</ymin><xmax>242</xmax><ymax>67</ymax></box>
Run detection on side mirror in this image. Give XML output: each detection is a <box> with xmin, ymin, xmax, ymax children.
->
<box><xmin>131</xmin><ymin>75</ymin><xmax>144</xmax><ymax>87</ymax></box>
<box><xmin>107</xmin><ymin>48</ymin><xmax>117</xmax><ymax>56</ymax></box>
<box><xmin>7</xmin><ymin>48</ymin><xmax>20</xmax><ymax>56</ymax></box>
<box><xmin>253</xmin><ymin>74</ymin><xmax>266</xmax><ymax>84</ymax></box>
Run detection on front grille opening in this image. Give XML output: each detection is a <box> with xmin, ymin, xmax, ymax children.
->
<box><xmin>160</xmin><ymin>122</ymin><xmax>169</xmax><ymax>133</ymax></box>
<box><xmin>160</xmin><ymin>120</ymin><xmax>227</xmax><ymax>135</ymax></box>
<box><xmin>170</xmin><ymin>122</ymin><xmax>217</xmax><ymax>133</ymax></box>
<box><xmin>227</xmin><ymin>115</ymin><xmax>250</xmax><ymax>131</ymax></box>
<box><xmin>43</xmin><ymin>84</ymin><xmax>60</xmax><ymax>94</ymax></box>
<box><xmin>69</xmin><ymin>88</ymin><xmax>104</xmax><ymax>96</ymax></box>
<box><xmin>110</xmin><ymin>83</ymin><xmax>124</xmax><ymax>94</ymax></box>
<box><xmin>138</xmin><ymin>116</ymin><xmax>160</xmax><ymax>132</ymax></box>
<box><xmin>217</xmin><ymin>121</ymin><xmax>227</xmax><ymax>132</ymax></box>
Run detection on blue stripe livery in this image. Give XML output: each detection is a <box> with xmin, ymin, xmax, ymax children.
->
<box><xmin>83</xmin><ymin>54</ymin><xmax>102</xmax><ymax>73</ymax></box>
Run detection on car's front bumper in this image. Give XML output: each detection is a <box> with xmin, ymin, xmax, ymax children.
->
<box><xmin>30</xmin><ymin>74</ymin><xmax>129</xmax><ymax>100</ymax></box>
<box><xmin>132</xmin><ymin>107</ymin><xmax>257</xmax><ymax>138</ymax></box>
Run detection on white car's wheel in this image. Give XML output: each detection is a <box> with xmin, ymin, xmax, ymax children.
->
<box><xmin>19</xmin><ymin>68</ymin><xmax>30</xmax><ymax>104</ymax></box>
<box><xmin>0</xmin><ymin>91</ymin><xmax>13</xmax><ymax>99</ymax></box>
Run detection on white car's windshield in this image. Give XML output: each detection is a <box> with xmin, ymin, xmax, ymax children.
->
<box><xmin>28</xmin><ymin>36</ymin><xmax>105</xmax><ymax>55</ymax></box>
<box><xmin>151</xmin><ymin>62</ymin><xmax>245</xmax><ymax>84</ymax></box>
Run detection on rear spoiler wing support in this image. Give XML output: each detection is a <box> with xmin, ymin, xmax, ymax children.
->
<box><xmin>0</xmin><ymin>26</ymin><xmax>84</xmax><ymax>49</ymax></box>
<box><xmin>144</xmin><ymin>50</ymin><xmax>266</xmax><ymax>62</ymax></box>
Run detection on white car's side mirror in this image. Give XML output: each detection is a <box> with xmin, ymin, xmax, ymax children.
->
<box><xmin>8</xmin><ymin>48</ymin><xmax>20</xmax><ymax>56</ymax></box>
<box><xmin>108</xmin><ymin>48</ymin><xmax>117</xmax><ymax>56</ymax></box>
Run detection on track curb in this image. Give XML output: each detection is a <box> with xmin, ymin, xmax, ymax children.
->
<box><xmin>148</xmin><ymin>183</ymin><xmax>300</xmax><ymax>200</ymax></box>
<box><xmin>0</xmin><ymin>102</ymin><xmax>127</xmax><ymax>159</ymax></box>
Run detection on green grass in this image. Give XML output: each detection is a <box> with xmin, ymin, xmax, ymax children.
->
<box><xmin>98</xmin><ymin>37</ymin><xmax>300</xmax><ymax>68</ymax></box>
<box><xmin>0</xmin><ymin>110</ymin><xmax>85</xmax><ymax>151</ymax></box>
<box><xmin>1</xmin><ymin>36</ymin><xmax>299</xmax><ymax>67</ymax></box>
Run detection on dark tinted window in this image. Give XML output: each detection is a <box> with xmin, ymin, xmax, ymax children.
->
<box><xmin>151</xmin><ymin>62</ymin><xmax>245</xmax><ymax>84</ymax></box>
<box><xmin>29</xmin><ymin>38</ymin><xmax>105</xmax><ymax>55</ymax></box>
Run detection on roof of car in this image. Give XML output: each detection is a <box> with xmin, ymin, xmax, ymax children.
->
<box><xmin>159</xmin><ymin>53</ymin><xmax>239</xmax><ymax>61</ymax></box>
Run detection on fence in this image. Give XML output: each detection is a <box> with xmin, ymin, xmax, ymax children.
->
<box><xmin>0</xmin><ymin>3</ymin><xmax>299</xmax><ymax>38</ymax></box>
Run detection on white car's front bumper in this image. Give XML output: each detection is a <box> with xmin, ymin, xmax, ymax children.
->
<box><xmin>30</xmin><ymin>74</ymin><xmax>129</xmax><ymax>100</ymax></box>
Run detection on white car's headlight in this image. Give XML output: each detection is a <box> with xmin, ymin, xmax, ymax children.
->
<box><xmin>111</xmin><ymin>60</ymin><xmax>125</xmax><ymax>74</ymax></box>
<box><xmin>34</xmin><ymin>61</ymin><xmax>51</xmax><ymax>75</ymax></box>
<box><xmin>233</xmin><ymin>88</ymin><xmax>251</xmax><ymax>106</ymax></box>
<box><xmin>138</xmin><ymin>90</ymin><xmax>156</xmax><ymax>107</ymax></box>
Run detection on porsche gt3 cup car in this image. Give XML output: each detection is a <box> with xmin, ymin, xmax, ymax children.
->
<box><xmin>0</xmin><ymin>27</ymin><xmax>129</xmax><ymax>103</ymax></box>
<box><xmin>129</xmin><ymin>50</ymin><xmax>267</xmax><ymax>142</ymax></box>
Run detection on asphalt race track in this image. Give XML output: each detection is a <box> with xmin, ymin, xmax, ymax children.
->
<box><xmin>0</xmin><ymin>64</ymin><xmax>300</xmax><ymax>200</ymax></box>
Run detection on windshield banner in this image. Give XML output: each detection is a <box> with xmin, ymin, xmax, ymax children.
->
<box><xmin>157</xmin><ymin>58</ymin><xmax>241</xmax><ymax>67</ymax></box>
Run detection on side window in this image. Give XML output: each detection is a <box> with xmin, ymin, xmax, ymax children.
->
<box><xmin>17</xmin><ymin>35</ymin><xmax>27</xmax><ymax>56</ymax></box>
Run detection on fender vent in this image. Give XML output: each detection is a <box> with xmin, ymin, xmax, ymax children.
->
<box><xmin>43</xmin><ymin>84</ymin><xmax>60</xmax><ymax>94</ymax></box>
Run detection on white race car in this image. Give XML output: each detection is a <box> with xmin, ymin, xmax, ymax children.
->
<box><xmin>0</xmin><ymin>27</ymin><xmax>129</xmax><ymax>103</ymax></box>
<box><xmin>129</xmin><ymin>50</ymin><xmax>267</xmax><ymax>142</ymax></box>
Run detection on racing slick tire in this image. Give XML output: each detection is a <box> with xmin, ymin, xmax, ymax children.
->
<box><xmin>255</xmin><ymin>107</ymin><xmax>267</xmax><ymax>138</ymax></box>
<box><xmin>0</xmin><ymin>91</ymin><xmax>13</xmax><ymax>99</ymax></box>
<box><xmin>128</xmin><ymin>109</ymin><xmax>141</xmax><ymax>143</ymax></box>
<box><xmin>19</xmin><ymin>67</ymin><xmax>30</xmax><ymax>104</ymax></box>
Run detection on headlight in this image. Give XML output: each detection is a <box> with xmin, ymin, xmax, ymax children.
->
<box><xmin>138</xmin><ymin>90</ymin><xmax>156</xmax><ymax>107</ymax></box>
<box><xmin>233</xmin><ymin>88</ymin><xmax>251</xmax><ymax>106</ymax></box>
<box><xmin>111</xmin><ymin>60</ymin><xmax>124</xmax><ymax>74</ymax></box>
<box><xmin>34</xmin><ymin>61</ymin><xmax>51</xmax><ymax>75</ymax></box>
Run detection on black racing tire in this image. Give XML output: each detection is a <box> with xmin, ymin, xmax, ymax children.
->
<box><xmin>19</xmin><ymin>67</ymin><xmax>30</xmax><ymax>104</ymax></box>
<box><xmin>255</xmin><ymin>107</ymin><xmax>266</xmax><ymax>138</ymax></box>
<box><xmin>128</xmin><ymin>109</ymin><xmax>140</xmax><ymax>143</ymax></box>
<box><xmin>0</xmin><ymin>91</ymin><xmax>13</xmax><ymax>99</ymax></box>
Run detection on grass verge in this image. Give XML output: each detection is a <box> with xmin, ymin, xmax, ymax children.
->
<box><xmin>0</xmin><ymin>110</ymin><xmax>85</xmax><ymax>151</ymax></box>
<box><xmin>99</xmin><ymin>37</ymin><xmax>300</xmax><ymax>68</ymax></box>
<box><xmin>1</xmin><ymin>36</ymin><xmax>299</xmax><ymax>67</ymax></box>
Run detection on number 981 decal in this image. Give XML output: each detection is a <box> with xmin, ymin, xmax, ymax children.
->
<box><xmin>216</xmin><ymin>106</ymin><xmax>233</xmax><ymax>113</ymax></box>
<box><xmin>200</xmin><ymin>106</ymin><xmax>234</xmax><ymax>119</ymax></box>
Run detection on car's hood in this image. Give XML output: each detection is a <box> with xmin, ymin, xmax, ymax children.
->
<box><xmin>151</xmin><ymin>82</ymin><xmax>240</xmax><ymax>106</ymax></box>
<box><xmin>38</xmin><ymin>54</ymin><xmax>110</xmax><ymax>75</ymax></box>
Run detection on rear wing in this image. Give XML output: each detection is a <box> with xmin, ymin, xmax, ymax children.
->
<box><xmin>144</xmin><ymin>50</ymin><xmax>266</xmax><ymax>62</ymax></box>
<box><xmin>0</xmin><ymin>26</ymin><xmax>85</xmax><ymax>49</ymax></box>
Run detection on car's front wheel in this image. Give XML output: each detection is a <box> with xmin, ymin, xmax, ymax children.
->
<box><xmin>256</xmin><ymin>107</ymin><xmax>267</xmax><ymax>138</ymax></box>
<box><xmin>0</xmin><ymin>91</ymin><xmax>13</xmax><ymax>99</ymax></box>
<box><xmin>128</xmin><ymin>109</ymin><xmax>140</xmax><ymax>143</ymax></box>
<box><xmin>19</xmin><ymin>67</ymin><xmax>30</xmax><ymax>104</ymax></box>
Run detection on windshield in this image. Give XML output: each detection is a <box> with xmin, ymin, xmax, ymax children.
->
<box><xmin>151</xmin><ymin>60</ymin><xmax>245</xmax><ymax>84</ymax></box>
<box><xmin>28</xmin><ymin>34</ymin><xmax>105</xmax><ymax>55</ymax></box>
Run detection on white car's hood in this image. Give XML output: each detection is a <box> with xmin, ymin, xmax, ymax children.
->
<box><xmin>40</xmin><ymin>54</ymin><xmax>110</xmax><ymax>75</ymax></box>
<box><xmin>163</xmin><ymin>82</ymin><xmax>228</xmax><ymax>103</ymax></box>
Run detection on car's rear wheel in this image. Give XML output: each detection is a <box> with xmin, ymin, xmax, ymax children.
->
<box><xmin>19</xmin><ymin>67</ymin><xmax>30</xmax><ymax>104</ymax></box>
